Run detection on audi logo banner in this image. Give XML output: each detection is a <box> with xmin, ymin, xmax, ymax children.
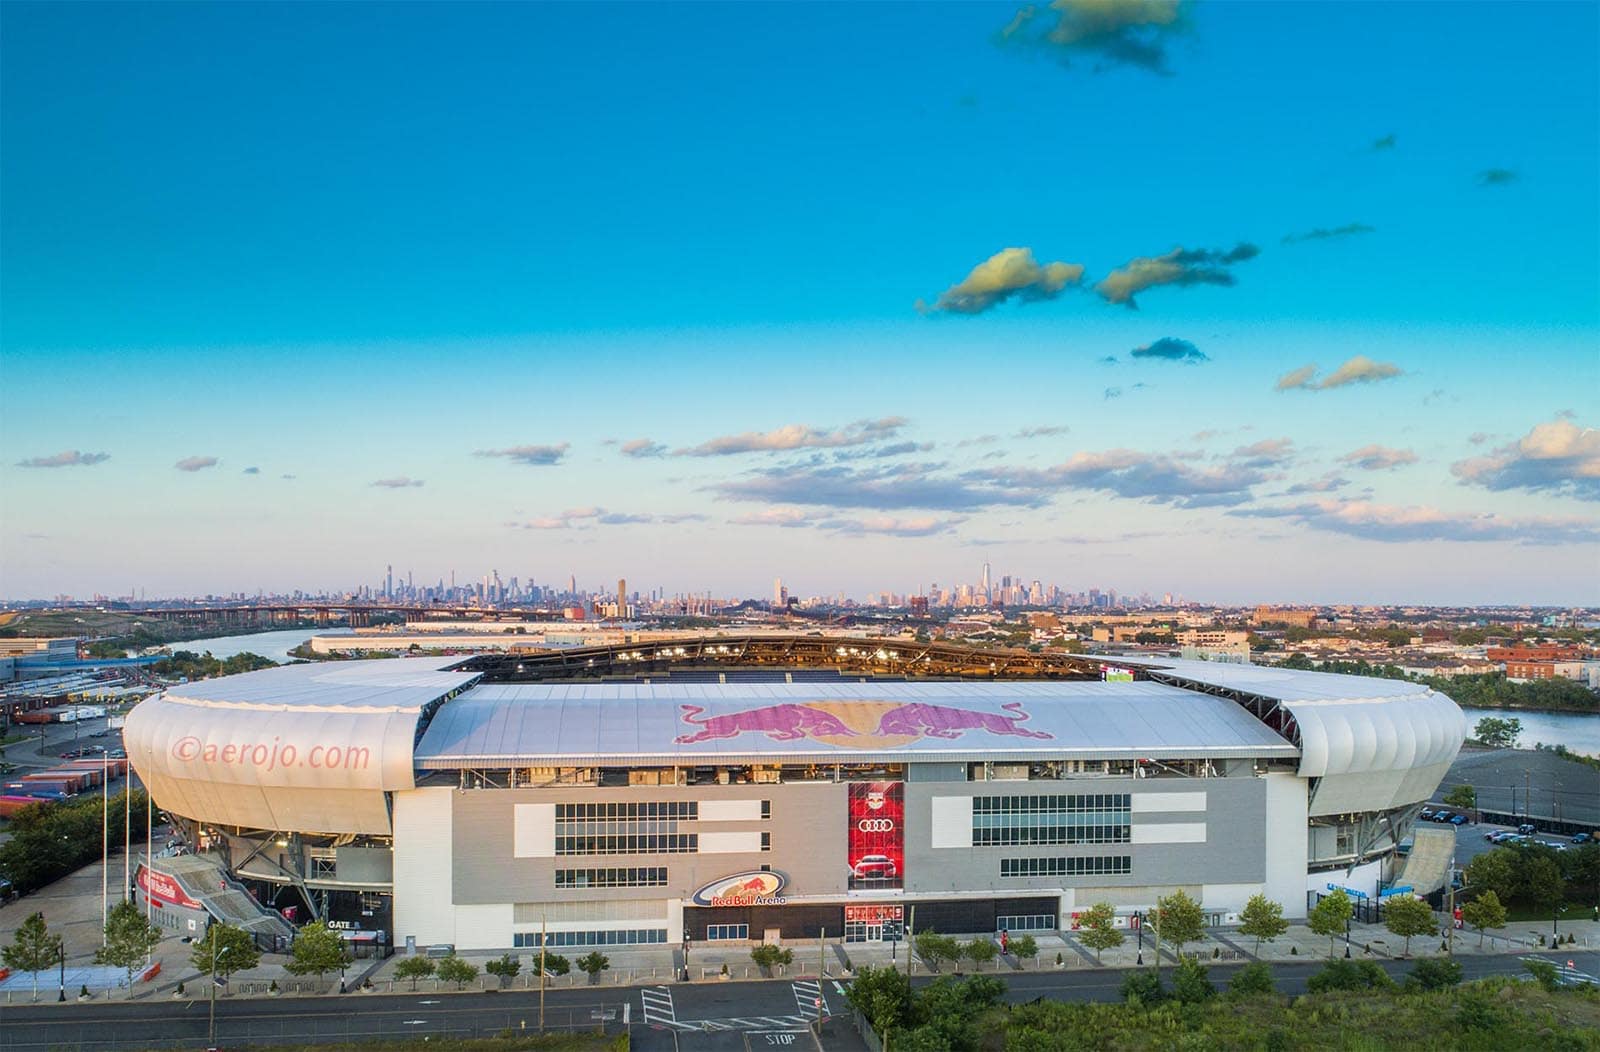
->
<box><xmin>847</xmin><ymin>781</ymin><xmax>904</xmax><ymax>890</ymax></box>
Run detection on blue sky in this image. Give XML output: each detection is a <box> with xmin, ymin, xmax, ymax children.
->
<box><xmin>2</xmin><ymin>1</ymin><xmax>1596</xmax><ymax>604</ymax></box>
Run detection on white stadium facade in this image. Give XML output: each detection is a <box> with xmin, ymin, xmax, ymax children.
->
<box><xmin>123</xmin><ymin>638</ymin><xmax>1467</xmax><ymax>952</ymax></box>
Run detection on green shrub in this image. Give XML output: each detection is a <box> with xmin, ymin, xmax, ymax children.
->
<box><xmin>1228</xmin><ymin>961</ymin><xmax>1276</xmax><ymax>998</ymax></box>
<box><xmin>1306</xmin><ymin>959</ymin><xmax>1393</xmax><ymax>994</ymax></box>
<box><xmin>1405</xmin><ymin>957</ymin><xmax>1463</xmax><ymax>991</ymax></box>
<box><xmin>1121</xmin><ymin>969</ymin><xmax>1165</xmax><ymax>1005</ymax></box>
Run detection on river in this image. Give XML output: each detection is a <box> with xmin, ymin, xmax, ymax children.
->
<box><xmin>170</xmin><ymin>627</ymin><xmax>351</xmax><ymax>664</ymax></box>
<box><xmin>1459</xmin><ymin>706</ymin><xmax>1600</xmax><ymax>757</ymax></box>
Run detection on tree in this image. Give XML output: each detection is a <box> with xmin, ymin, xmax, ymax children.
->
<box><xmin>1522</xmin><ymin>854</ymin><xmax>1564</xmax><ymax>917</ymax></box>
<box><xmin>1383</xmin><ymin>895</ymin><xmax>1437</xmax><ymax>956</ymax></box>
<box><xmin>1461</xmin><ymin>890</ymin><xmax>1508</xmax><ymax>948</ymax></box>
<box><xmin>1307</xmin><ymin>890</ymin><xmax>1353</xmax><ymax>959</ymax></box>
<box><xmin>283</xmin><ymin>922</ymin><xmax>353</xmax><ymax>982</ymax></box>
<box><xmin>576</xmin><ymin>951</ymin><xmax>610</xmax><ymax>982</ymax></box>
<box><xmin>435</xmin><ymin>954</ymin><xmax>477</xmax><ymax>989</ymax></box>
<box><xmin>844</xmin><ymin>965</ymin><xmax>912</xmax><ymax>1040</ymax></box>
<box><xmin>960</xmin><ymin>938</ymin><xmax>997</xmax><ymax>972</ymax></box>
<box><xmin>1077</xmin><ymin>902</ymin><xmax>1124</xmax><ymax>962</ymax></box>
<box><xmin>394</xmin><ymin>955</ymin><xmax>436</xmax><ymax>990</ymax></box>
<box><xmin>484</xmin><ymin>953</ymin><xmax>520</xmax><ymax>988</ymax></box>
<box><xmin>95</xmin><ymin>899</ymin><xmax>163</xmax><ymax>995</ymax></box>
<box><xmin>1154</xmin><ymin>890</ymin><xmax>1206</xmax><ymax>962</ymax></box>
<box><xmin>1010</xmin><ymin>933</ymin><xmax>1038</xmax><ymax>966</ymax></box>
<box><xmin>913</xmin><ymin>930</ymin><xmax>959</xmax><ymax>972</ymax></box>
<box><xmin>750</xmin><ymin>944</ymin><xmax>794</xmax><ymax>972</ymax></box>
<box><xmin>1473</xmin><ymin>716</ymin><xmax>1522</xmax><ymax>748</ymax></box>
<box><xmin>2</xmin><ymin>912</ymin><xmax>58</xmax><ymax>1001</ymax></box>
<box><xmin>1172</xmin><ymin>956</ymin><xmax>1214</xmax><ymax>1004</ymax></box>
<box><xmin>1442</xmin><ymin>784</ymin><xmax>1477</xmax><ymax>811</ymax></box>
<box><xmin>1464</xmin><ymin>849</ymin><xmax>1519</xmax><ymax>904</ymax></box>
<box><xmin>188</xmin><ymin>924</ymin><xmax>260</xmax><ymax>983</ymax></box>
<box><xmin>541</xmin><ymin>952</ymin><xmax>571</xmax><ymax>977</ymax></box>
<box><xmin>1228</xmin><ymin>961</ymin><xmax>1276</xmax><ymax>998</ymax></box>
<box><xmin>1237</xmin><ymin>894</ymin><xmax>1289</xmax><ymax>955</ymax></box>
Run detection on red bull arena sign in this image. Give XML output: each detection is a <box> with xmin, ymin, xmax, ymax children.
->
<box><xmin>674</xmin><ymin>700</ymin><xmax>1053</xmax><ymax>748</ymax></box>
<box><xmin>692</xmin><ymin>870</ymin><xmax>789</xmax><ymax>908</ymax></box>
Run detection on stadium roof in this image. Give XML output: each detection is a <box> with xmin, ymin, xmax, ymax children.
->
<box><xmin>158</xmin><ymin>658</ymin><xmax>477</xmax><ymax>713</ymax></box>
<box><xmin>412</xmin><ymin>680</ymin><xmax>1300</xmax><ymax>767</ymax></box>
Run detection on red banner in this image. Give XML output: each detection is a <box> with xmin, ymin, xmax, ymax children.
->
<box><xmin>847</xmin><ymin>782</ymin><xmax>904</xmax><ymax>890</ymax></box>
<box><xmin>136</xmin><ymin>865</ymin><xmax>203</xmax><ymax>910</ymax></box>
<box><xmin>845</xmin><ymin>904</ymin><xmax>903</xmax><ymax>923</ymax></box>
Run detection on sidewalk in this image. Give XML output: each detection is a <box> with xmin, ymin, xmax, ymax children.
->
<box><xmin>7</xmin><ymin>910</ymin><xmax>1596</xmax><ymax>1005</ymax></box>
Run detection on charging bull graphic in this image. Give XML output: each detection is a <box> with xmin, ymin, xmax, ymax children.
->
<box><xmin>674</xmin><ymin>699</ymin><xmax>1053</xmax><ymax>748</ymax></box>
<box><xmin>675</xmin><ymin>703</ymin><xmax>857</xmax><ymax>744</ymax></box>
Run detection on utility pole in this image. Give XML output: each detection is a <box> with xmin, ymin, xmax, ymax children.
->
<box><xmin>101</xmin><ymin>752</ymin><xmax>108</xmax><ymax>941</ymax></box>
<box><xmin>538</xmin><ymin>916</ymin><xmax>546</xmax><ymax>1032</ymax></box>
<box><xmin>819</xmin><ymin>927</ymin><xmax>826</xmax><ymax>979</ymax></box>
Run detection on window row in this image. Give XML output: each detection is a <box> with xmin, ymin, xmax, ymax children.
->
<box><xmin>975</xmin><ymin>825</ymin><xmax>1130</xmax><ymax>846</ymax></box>
<box><xmin>705</xmin><ymin>924</ymin><xmax>750</xmax><ymax>941</ymax></box>
<box><xmin>555</xmin><ymin>821</ymin><xmax>689</xmax><ymax>836</ymax></box>
<box><xmin>995</xmin><ymin>914</ymin><xmax>1057</xmax><ymax>932</ymax></box>
<box><xmin>513</xmin><ymin>928</ymin><xmax>668</xmax><ymax>948</ymax></box>
<box><xmin>556</xmin><ymin>802</ymin><xmax>699</xmax><ymax>820</ymax></box>
<box><xmin>554</xmin><ymin>867</ymin><xmax>669</xmax><ymax>888</ymax></box>
<box><xmin>554</xmin><ymin>834</ymin><xmax>698</xmax><ymax>855</ymax></box>
<box><xmin>999</xmin><ymin>855</ymin><xmax>1133</xmax><ymax>877</ymax></box>
<box><xmin>973</xmin><ymin>794</ymin><xmax>1131</xmax><ymax>813</ymax></box>
<box><xmin>973</xmin><ymin>812</ymin><xmax>1128</xmax><ymax>828</ymax></box>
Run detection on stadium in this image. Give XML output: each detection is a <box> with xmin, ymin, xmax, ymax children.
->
<box><xmin>121</xmin><ymin>636</ymin><xmax>1467</xmax><ymax>953</ymax></box>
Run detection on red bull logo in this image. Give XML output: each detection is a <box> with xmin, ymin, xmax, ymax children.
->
<box><xmin>674</xmin><ymin>700</ymin><xmax>1052</xmax><ymax>749</ymax></box>
<box><xmin>692</xmin><ymin>870</ymin><xmax>789</xmax><ymax>907</ymax></box>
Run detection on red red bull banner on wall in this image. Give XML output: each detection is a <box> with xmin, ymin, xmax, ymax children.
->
<box><xmin>136</xmin><ymin>864</ymin><xmax>203</xmax><ymax>911</ymax></box>
<box><xmin>848</xmin><ymin>781</ymin><xmax>904</xmax><ymax>890</ymax></box>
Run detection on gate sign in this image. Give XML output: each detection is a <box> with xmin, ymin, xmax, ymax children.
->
<box><xmin>845</xmin><ymin>904</ymin><xmax>904</xmax><ymax>924</ymax></box>
<box><xmin>1325</xmin><ymin>883</ymin><xmax>1368</xmax><ymax>900</ymax></box>
<box><xmin>691</xmin><ymin>870</ymin><xmax>788</xmax><ymax>907</ymax></box>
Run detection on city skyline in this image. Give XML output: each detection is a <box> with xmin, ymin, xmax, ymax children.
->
<box><xmin>2</xmin><ymin>3</ymin><xmax>1597</xmax><ymax>604</ymax></box>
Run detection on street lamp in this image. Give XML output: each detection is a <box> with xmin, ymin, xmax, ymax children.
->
<box><xmin>1136</xmin><ymin>911</ymin><xmax>1144</xmax><ymax>966</ymax></box>
<box><xmin>208</xmin><ymin>939</ymin><xmax>230</xmax><ymax>1046</ymax></box>
<box><xmin>56</xmin><ymin>937</ymin><xmax>66</xmax><ymax>1002</ymax></box>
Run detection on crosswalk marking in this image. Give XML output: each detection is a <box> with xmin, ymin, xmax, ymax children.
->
<box><xmin>640</xmin><ymin>986</ymin><xmax>683</xmax><ymax>1028</ymax></box>
<box><xmin>793</xmin><ymin>978</ymin><xmax>828</xmax><ymax>1021</ymax></box>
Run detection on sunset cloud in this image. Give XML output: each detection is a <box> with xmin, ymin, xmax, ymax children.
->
<box><xmin>1095</xmin><ymin>243</ymin><xmax>1258</xmax><ymax>308</ymax></box>
<box><xmin>919</xmin><ymin>248</ymin><xmax>1085</xmax><ymax>314</ymax></box>
<box><xmin>1340</xmin><ymin>445</ymin><xmax>1418</xmax><ymax>471</ymax></box>
<box><xmin>997</xmin><ymin>0</ymin><xmax>1188</xmax><ymax>74</ymax></box>
<box><xmin>474</xmin><ymin>443</ymin><xmax>570</xmax><ymax>466</ymax></box>
<box><xmin>1451</xmin><ymin>418</ymin><xmax>1600</xmax><ymax>501</ymax></box>
<box><xmin>1276</xmin><ymin>356</ymin><xmax>1403</xmax><ymax>391</ymax></box>
<box><xmin>1231</xmin><ymin>499</ymin><xmax>1598</xmax><ymax>545</ymax></box>
<box><xmin>16</xmin><ymin>450</ymin><xmax>110</xmax><ymax>468</ymax></box>
<box><xmin>677</xmin><ymin>418</ymin><xmax>907</xmax><ymax>456</ymax></box>
<box><xmin>371</xmin><ymin>476</ymin><xmax>423</xmax><ymax>488</ymax></box>
<box><xmin>175</xmin><ymin>456</ymin><xmax>219</xmax><ymax>472</ymax></box>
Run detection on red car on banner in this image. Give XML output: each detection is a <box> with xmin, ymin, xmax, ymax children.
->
<box><xmin>848</xmin><ymin>782</ymin><xmax>904</xmax><ymax>889</ymax></box>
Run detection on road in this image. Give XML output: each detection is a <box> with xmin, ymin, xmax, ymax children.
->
<box><xmin>1</xmin><ymin>950</ymin><xmax>1592</xmax><ymax>1052</ymax></box>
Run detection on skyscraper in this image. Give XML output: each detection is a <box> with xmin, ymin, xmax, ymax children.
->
<box><xmin>617</xmin><ymin>578</ymin><xmax>627</xmax><ymax>618</ymax></box>
<box><xmin>981</xmin><ymin>562</ymin><xmax>991</xmax><ymax>602</ymax></box>
<box><xmin>385</xmin><ymin>564</ymin><xmax>393</xmax><ymax>599</ymax></box>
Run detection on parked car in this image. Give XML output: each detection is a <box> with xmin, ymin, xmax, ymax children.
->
<box><xmin>1572</xmin><ymin>832</ymin><xmax>1594</xmax><ymax>845</ymax></box>
<box><xmin>1431</xmin><ymin>811</ymin><xmax>1454</xmax><ymax>823</ymax></box>
<box><xmin>1487</xmin><ymin>831</ymin><xmax>1518</xmax><ymax>843</ymax></box>
<box><xmin>1449</xmin><ymin>814</ymin><xmax>1468</xmax><ymax>825</ymax></box>
<box><xmin>1420</xmin><ymin>808</ymin><xmax>1436</xmax><ymax>820</ymax></box>
<box><xmin>1517</xmin><ymin>823</ymin><xmax>1538</xmax><ymax>835</ymax></box>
